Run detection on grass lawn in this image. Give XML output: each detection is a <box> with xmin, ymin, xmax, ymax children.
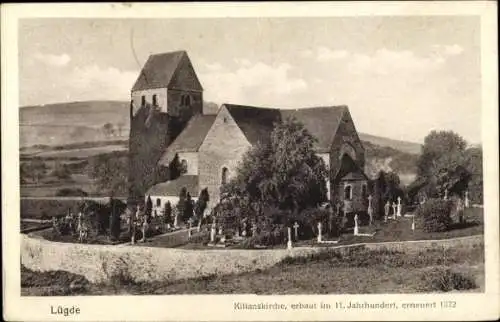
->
<box><xmin>142</xmin><ymin>207</ymin><xmax>483</xmax><ymax>250</ymax></box>
<box><xmin>21</xmin><ymin>238</ymin><xmax>484</xmax><ymax>295</ymax></box>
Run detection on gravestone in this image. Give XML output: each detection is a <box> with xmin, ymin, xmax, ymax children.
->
<box><xmin>392</xmin><ymin>202</ymin><xmax>397</xmax><ymax>219</ymax></box>
<box><xmin>397</xmin><ymin>196</ymin><xmax>402</xmax><ymax>217</ymax></box>
<box><xmin>287</xmin><ymin>227</ymin><xmax>293</xmax><ymax>250</ymax></box>
<box><xmin>444</xmin><ymin>188</ymin><xmax>448</xmax><ymax>200</ymax></box>
<box><xmin>367</xmin><ymin>195</ymin><xmax>373</xmax><ymax>225</ymax></box>
<box><xmin>317</xmin><ymin>222</ymin><xmax>323</xmax><ymax>243</ymax></box>
<box><xmin>242</xmin><ymin>222</ymin><xmax>247</xmax><ymax>237</ymax></box>
<box><xmin>411</xmin><ymin>216</ymin><xmax>415</xmax><ymax>231</ymax></box>
<box><xmin>353</xmin><ymin>214</ymin><xmax>359</xmax><ymax>236</ymax></box>
<box><xmin>464</xmin><ymin>191</ymin><xmax>470</xmax><ymax>208</ymax></box>
<box><xmin>210</xmin><ymin>222</ymin><xmax>216</xmax><ymax>244</ymax></box>
<box><xmin>384</xmin><ymin>201</ymin><xmax>390</xmax><ymax>222</ymax></box>
<box><xmin>293</xmin><ymin>222</ymin><xmax>299</xmax><ymax>240</ymax></box>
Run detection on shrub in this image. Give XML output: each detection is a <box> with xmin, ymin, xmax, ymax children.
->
<box><xmin>189</xmin><ymin>230</ymin><xmax>210</xmax><ymax>245</ymax></box>
<box><xmin>416</xmin><ymin>198</ymin><xmax>453</xmax><ymax>232</ymax></box>
<box><xmin>293</xmin><ymin>207</ymin><xmax>342</xmax><ymax>239</ymax></box>
<box><xmin>420</xmin><ymin>267</ymin><xmax>477</xmax><ymax>292</ymax></box>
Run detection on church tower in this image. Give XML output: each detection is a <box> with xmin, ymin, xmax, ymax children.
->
<box><xmin>128</xmin><ymin>50</ymin><xmax>203</xmax><ymax>206</ymax></box>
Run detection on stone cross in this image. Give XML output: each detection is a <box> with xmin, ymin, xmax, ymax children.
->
<box><xmin>242</xmin><ymin>222</ymin><xmax>247</xmax><ymax>237</ymax></box>
<box><xmin>188</xmin><ymin>221</ymin><xmax>192</xmax><ymax>239</ymax></box>
<box><xmin>210</xmin><ymin>222</ymin><xmax>216</xmax><ymax>243</ymax></box>
<box><xmin>317</xmin><ymin>222</ymin><xmax>323</xmax><ymax>243</ymax></box>
<box><xmin>173</xmin><ymin>209</ymin><xmax>178</xmax><ymax>228</ymax></box>
<box><xmin>384</xmin><ymin>201</ymin><xmax>390</xmax><ymax>219</ymax></box>
<box><xmin>392</xmin><ymin>202</ymin><xmax>397</xmax><ymax>219</ymax></box>
<box><xmin>287</xmin><ymin>227</ymin><xmax>293</xmax><ymax>250</ymax></box>
<box><xmin>465</xmin><ymin>191</ymin><xmax>470</xmax><ymax>208</ymax></box>
<box><xmin>367</xmin><ymin>205</ymin><xmax>373</xmax><ymax>226</ymax></box>
<box><xmin>411</xmin><ymin>216</ymin><xmax>415</xmax><ymax>231</ymax></box>
<box><xmin>397</xmin><ymin>196</ymin><xmax>402</xmax><ymax>217</ymax></box>
<box><xmin>353</xmin><ymin>214</ymin><xmax>359</xmax><ymax>236</ymax></box>
<box><xmin>252</xmin><ymin>223</ymin><xmax>257</xmax><ymax>236</ymax></box>
<box><xmin>444</xmin><ymin>188</ymin><xmax>448</xmax><ymax>200</ymax></box>
<box><xmin>367</xmin><ymin>195</ymin><xmax>373</xmax><ymax>209</ymax></box>
<box><xmin>293</xmin><ymin>221</ymin><xmax>300</xmax><ymax>240</ymax></box>
<box><xmin>141</xmin><ymin>218</ymin><xmax>148</xmax><ymax>242</ymax></box>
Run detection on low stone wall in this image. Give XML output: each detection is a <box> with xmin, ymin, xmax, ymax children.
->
<box><xmin>21</xmin><ymin>234</ymin><xmax>318</xmax><ymax>284</ymax></box>
<box><xmin>21</xmin><ymin>234</ymin><xmax>483</xmax><ymax>284</ymax></box>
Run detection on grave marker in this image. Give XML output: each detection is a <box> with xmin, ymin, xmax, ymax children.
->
<box><xmin>293</xmin><ymin>222</ymin><xmax>300</xmax><ymax>240</ymax></box>
<box><xmin>317</xmin><ymin>222</ymin><xmax>323</xmax><ymax>243</ymax></box>
<box><xmin>287</xmin><ymin>227</ymin><xmax>293</xmax><ymax>250</ymax></box>
<box><xmin>353</xmin><ymin>214</ymin><xmax>359</xmax><ymax>236</ymax></box>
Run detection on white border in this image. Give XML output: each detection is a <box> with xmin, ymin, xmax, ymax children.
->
<box><xmin>2</xmin><ymin>2</ymin><xmax>498</xmax><ymax>321</ymax></box>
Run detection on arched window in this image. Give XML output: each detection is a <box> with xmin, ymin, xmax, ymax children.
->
<box><xmin>152</xmin><ymin>94</ymin><xmax>158</xmax><ymax>106</ymax></box>
<box><xmin>141</xmin><ymin>95</ymin><xmax>146</xmax><ymax>107</ymax></box>
<box><xmin>156</xmin><ymin>198</ymin><xmax>161</xmax><ymax>207</ymax></box>
<box><xmin>181</xmin><ymin>159</ymin><xmax>188</xmax><ymax>174</ymax></box>
<box><xmin>221</xmin><ymin>167</ymin><xmax>228</xmax><ymax>185</ymax></box>
<box><xmin>344</xmin><ymin>185</ymin><xmax>352</xmax><ymax>200</ymax></box>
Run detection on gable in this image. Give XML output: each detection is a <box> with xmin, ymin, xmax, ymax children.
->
<box><xmin>333</xmin><ymin>109</ymin><xmax>364</xmax><ymax>152</ymax></box>
<box><xmin>168</xmin><ymin>53</ymin><xmax>203</xmax><ymax>91</ymax></box>
<box><xmin>199</xmin><ymin>105</ymin><xmax>252</xmax><ymax>152</ymax></box>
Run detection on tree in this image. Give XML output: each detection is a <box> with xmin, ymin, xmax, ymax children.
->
<box><xmin>88</xmin><ymin>152</ymin><xmax>128</xmax><ymax>196</ymax></box>
<box><xmin>21</xmin><ymin>158</ymin><xmax>48</xmax><ymax>183</ymax></box>
<box><xmin>102</xmin><ymin>122</ymin><xmax>115</xmax><ymax>137</ymax></box>
<box><xmin>163</xmin><ymin>201</ymin><xmax>172</xmax><ymax>224</ymax></box>
<box><xmin>51</xmin><ymin>161</ymin><xmax>71</xmax><ymax>180</ymax></box>
<box><xmin>145</xmin><ymin>195</ymin><xmax>153</xmax><ymax>222</ymax></box>
<box><xmin>109</xmin><ymin>197</ymin><xmax>122</xmax><ymax>240</ymax></box>
<box><xmin>221</xmin><ymin>116</ymin><xmax>328</xmax><ymax>225</ymax></box>
<box><xmin>194</xmin><ymin>188</ymin><xmax>210</xmax><ymax>221</ymax></box>
<box><xmin>176</xmin><ymin>187</ymin><xmax>187</xmax><ymax>223</ymax></box>
<box><xmin>417</xmin><ymin>130</ymin><xmax>467</xmax><ymax>178</ymax></box>
<box><xmin>413</xmin><ymin>131</ymin><xmax>472</xmax><ymax>200</ymax></box>
<box><xmin>183</xmin><ymin>193</ymin><xmax>194</xmax><ymax>222</ymax></box>
<box><xmin>464</xmin><ymin>147</ymin><xmax>483</xmax><ymax>204</ymax></box>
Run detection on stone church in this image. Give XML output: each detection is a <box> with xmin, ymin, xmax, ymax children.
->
<box><xmin>128</xmin><ymin>50</ymin><xmax>368</xmax><ymax>217</ymax></box>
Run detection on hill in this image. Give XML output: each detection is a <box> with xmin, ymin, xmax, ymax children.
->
<box><xmin>359</xmin><ymin>133</ymin><xmax>421</xmax><ymax>155</ymax></box>
<box><xmin>20</xmin><ymin>100</ymin><xmax>421</xmax><ymax>153</ymax></box>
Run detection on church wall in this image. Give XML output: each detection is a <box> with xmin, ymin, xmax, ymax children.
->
<box><xmin>329</xmin><ymin>111</ymin><xmax>366</xmax><ymax>203</ymax></box>
<box><xmin>167</xmin><ymin>89</ymin><xmax>203</xmax><ymax>118</ymax></box>
<box><xmin>177</xmin><ymin>152</ymin><xmax>199</xmax><ymax>175</ymax></box>
<box><xmin>336</xmin><ymin>180</ymin><xmax>368</xmax><ymax>214</ymax></box>
<box><xmin>198</xmin><ymin>106</ymin><xmax>252</xmax><ymax>209</ymax></box>
<box><xmin>131</xmin><ymin>88</ymin><xmax>168</xmax><ymax>115</ymax></box>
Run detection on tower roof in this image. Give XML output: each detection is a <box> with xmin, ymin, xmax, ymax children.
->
<box><xmin>132</xmin><ymin>50</ymin><xmax>187</xmax><ymax>91</ymax></box>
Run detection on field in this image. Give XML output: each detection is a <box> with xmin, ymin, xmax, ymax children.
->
<box><xmin>27</xmin><ymin>145</ymin><xmax>127</xmax><ymax>159</ymax></box>
<box><xmin>21</xmin><ymin>237</ymin><xmax>484</xmax><ymax>295</ymax></box>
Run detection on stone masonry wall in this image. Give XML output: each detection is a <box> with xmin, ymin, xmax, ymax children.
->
<box><xmin>198</xmin><ymin>106</ymin><xmax>252</xmax><ymax>208</ymax></box>
<box><xmin>21</xmin><ymin>234</ymin><xmax>483</xmax><ymax>284</ymax></box>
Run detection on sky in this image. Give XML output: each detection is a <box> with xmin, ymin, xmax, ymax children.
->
<box><xmin>18</xmin><ymin>17</ymin><xmax>482</xmax><ymax>144</ymax></box>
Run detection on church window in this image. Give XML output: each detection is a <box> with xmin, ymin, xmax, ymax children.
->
<box><xmin>344</xmin><ymin>185</ymin><xmax>352</xmax><ymax>200</ymax></box>
<box><xmin>152</xmin><ymin>94</ymin><xmax>157</xmax><ymax>106</ymax></box>
<box><xmin>156</xmin><ymin>198</ymin><xmax>161</xmax><ymax>207</ymax></box>
<box><xmin>221</xmin><ymin>167</ymin><xmax>228</xmax><ymax>185</ymax></box>
<box><xmin>181</xmin><ymin>159</ymin><xmax>188</xmax><ymax>174</ymax></box>
<box><xmin>141</xmin><ymin>95</ymin><xmax>146</xmax><ymax>107</ymax></box>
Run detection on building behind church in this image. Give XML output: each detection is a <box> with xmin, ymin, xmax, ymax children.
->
<box><xmin>128</xmin><ymin>50</ymin><xmax>369</xmax><ymax>217</ymax></box>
